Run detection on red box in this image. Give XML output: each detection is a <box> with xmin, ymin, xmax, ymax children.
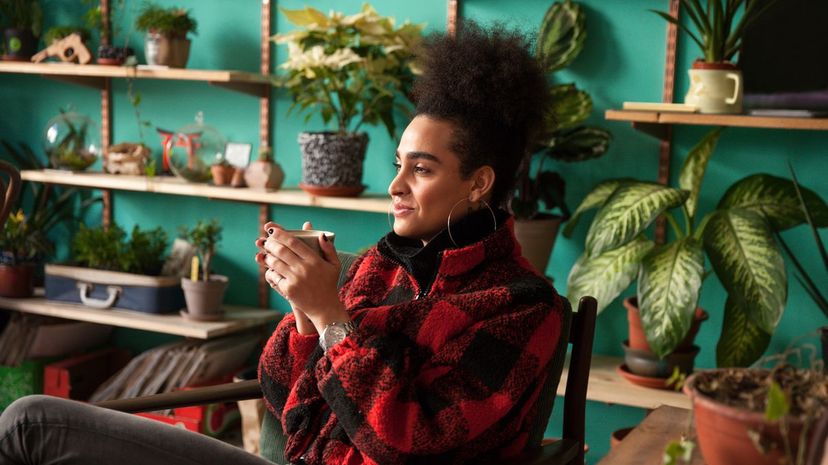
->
<box><xmin>44</xmin><ymin>348</ymin><xmax>131</xmax><ymax>401</ymax></box>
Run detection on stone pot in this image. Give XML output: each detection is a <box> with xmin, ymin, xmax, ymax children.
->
<box><xmin>684</xmin><ymin>369</ymin><xmax>808</xmax><ymax>465</ymax></box>
<box><xmin>181</xmin><ymin>275</ymin><xmax>228</xmax><ymax>320</ymax></box>
<box><xmin>514</xmin><ymin>215</ymin><xmax>563</xmax><ymax>275</ymax></box>
<box><xmin>244</xmin><ymin>159</ymin><xmax>284</xmax><ymax>191</ymax></box>
<box><xmin>297</xmin><ymin>131</ymin><xmax>368</xmax><ymax>196</ymax></box>
<box><xmin>2</xmin><ymin>28</ymin><xmax>37</xmax><ymax>61</ymax></box>
<box><xmin>145</xmin><ymin>32</ymin><xmax>191</xmax><ymax>68</ymax></box>
<box><xmin>624</xmin><ymin>296</ymin><xmax>708</xmax><ymax>352</ymax></box>
<box><xmin>684</xmin><ymin>61</ymin><xmax>743</xmax><ymax>114</ymax></box>
<box><xmin>0</xmin><ymin>263</ymin><xmax>35</xmax><ymax>297</ymax></box>
<box><xmin>622</xmin><ymin>340</ymin><xmax>699</xmax><ymax>378</ymax></box>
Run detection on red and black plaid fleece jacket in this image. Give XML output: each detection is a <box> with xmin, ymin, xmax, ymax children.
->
<box><xmin>259</xmin><ymin>216</ymin><xmax>564</xmax><ymax>465</ymax></box>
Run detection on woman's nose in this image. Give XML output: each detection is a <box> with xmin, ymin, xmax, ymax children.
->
<box><xmin>388</xmin><ymin>171</ymin><xmax>407</xmax><ymax>197</ymax></box>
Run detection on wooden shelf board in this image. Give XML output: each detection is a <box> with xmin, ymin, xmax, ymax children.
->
<box><xmin>606</xmin><ymin>109</ymin><xmax>828</xmax><ymax>131</ymax></box>
<box><xmin>0</xmin><ymin>294</ymin><xmax>280</xmax><ymax>339</ymax></box>
<box><xmin>20</xmin><ymin>170</ymin><xmax>389</xmax><ymax>213</ymax></box>
<box><xmin>558</xmin><ymin>354</ymin><xmax>691</xmax><ymax>410</ymax></box>
<box><xmin>0</xmin><ymin>62</ymin><xmax>269</xmax><ymax>95</ymax></box>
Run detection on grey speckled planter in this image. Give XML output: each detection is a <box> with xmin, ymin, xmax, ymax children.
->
<box><xmin>298</xmin><ymin>132</ymin><xmax>368</xmax><ymax>188</ymax></box>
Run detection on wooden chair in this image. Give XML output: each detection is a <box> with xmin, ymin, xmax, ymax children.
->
<box><xmin>0</xmin><ymin>160</ymin><xmax>22</xmax><ymax>229</ymax></box>
<box><xmin>97</xmin><ymin>263</ymin><xmax>597</xmax><ymax>465</ymax></box>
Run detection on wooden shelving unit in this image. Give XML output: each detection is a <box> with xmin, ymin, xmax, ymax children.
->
<box><xmin>0</xmin><ymin>293</ymin><xmax>280</xmax><ymax>339</ymax></box>
<box><xmin>558</xmin><ymin>354</ymin><xmax>690</xmax><ymax>410</ymax></box>
<box><xmin>606</xmin><ymin>109</ymin><xmax>828</xmax><ymax>140</ymax></box>
<box><xmin>20</xmin><ymin>170</ymin><xmax>389</xmax><ymax>213</ymax></box>
<box><xmin>0</xmin><ymin>62</ymin><xmax>269</xmax><ymax>97</ymax></box>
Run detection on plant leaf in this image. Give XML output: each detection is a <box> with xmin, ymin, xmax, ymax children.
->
<box><xmin>718</xmin><ymin>174</ymin><xmax>828</xmax><ymax>230</ymax></box>
<box><xmin>586</xmin><ymin>182</ymin><xmax>689</xmax><ymax>256</ymax></box>
<box><xmin>638</xmin><ymin>237</ymin><xmax>705</xmax><ymax>358</ymax></box>
<box><xmin>765</xmin><ymin>380</ymin><xmax>790</xmax><ymax>421</ymax></box>
<box><xmin>563</xmin><ymin>178</ymin><xmax>632</xmax><ymax>238</ymax></box>
<box><xmin>678</xmin><ymin>128</ymin><xmax>722</xmax><ymax>221</ymax></box>
<box><xmin>704</xmin><ymin>208</ymin><xmax>787</xmax><ymax>334</ymax></box>
<box><xmin>542</xmin><ymin>84</ymin><xmax>592</xmax><ymax>133</ymax></box>
<box><xmin>545</xmin><ymin>126</ymin><xmax>612</xmax><ymax>163</ymax></box>
<box><xmin>566</xmin><ymin>236</ymin><xmax>654</xmax><ymax>314</ymax></box>
<box><xmin>279</xmin><ymin>6</ymin><xmax>329</xmax><ymax>27</ymax></box>
<box><xmin>536</xmin><ymin>0</ymin><xmax>586</xmax><ymax>73</ymax></box>
<box><xmin>716</xmin><ymin>296</ymin><xmax>772</xmax><ymax>367</ymax></box>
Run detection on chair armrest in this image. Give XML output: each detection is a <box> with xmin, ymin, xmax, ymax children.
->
<box><xmin>507</xmin><ymin>439</ymin><xmax>580</xmax><ymax>465</ymax></box>
<box><xmin>94</xmin><ymin>379</ymin><xmax>262</xmax><ymax>413</ymax></box>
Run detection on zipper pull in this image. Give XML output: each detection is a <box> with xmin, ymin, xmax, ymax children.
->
<box><xmin>415</xmin><ymin>291</ymin><xmax>425</xmax><ymax>300</ymax></box>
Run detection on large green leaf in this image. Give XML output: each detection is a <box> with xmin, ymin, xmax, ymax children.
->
<box><xmin>563</xmin><ymin>178</ymin><xmax>632</xmax><ymax>238</ymax></box>
<box><xmin>704</xmin><ymin>208</ymin><xmax>787</xmax><ymax>333</ymax></box>
<box><xmin>678</xmin><ymin>128</ymin><xmax>722</xmax><ymax>221</ymax></box>
<box><xmin>545</xmin><ymin>126</ymin><xmax>612</xmax><ymax>163</ymax></box>
<box><xmin>537</xmin><ymin>0</ymin><xmax>586</xmax><ymax>73</ymax></box>
<box><xmin>637</xmin><ymin>238</ymin><xmax>705</xmax><ymax>358</ymax></box>
<box><xmin>716</xmin><ymin>295</ymin><xmax>772</xmax><ymax>367</ymax></box>
<box><xmin>566</xmin><ymin>235</ymin><xmax>655</xmax><ymax>314</ymax></box>
<box><xmin>718</xmin><ymin>174</ymin><xmax>828</xmax><ymax>230</ymax></box>
<box><xmin>586</xmin><ymin>182</ymin><xmax>689</xmax><ymax>256</ymax></box>
<box><xmin>546</xmin><ymin>84</ymin><xmax>592</xmax><ymax>131</ymax></box>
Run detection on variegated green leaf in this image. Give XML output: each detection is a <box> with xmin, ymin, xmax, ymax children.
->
<box><xmin>279</xmin><ymin>6</ymin><xmax>329</xmax><ymax>27</ymax></box>
<box><xmin>678</xmin><ymin>128</ymin><xmax>722</xmax><ymax>221</ymax></box>
<box><xmin>716</xmin><ymin>295</ymin><xmax>771</xmax><ymax>367</ymax></box>
<box><xmin>546</xmin><ymin>126</ymin><xmax>612</xmax><ymax>163</ymax></box>
<box><xmin>704</xmin><ymin>208</ymin><xmax>787</xmax><ymax>333</ymax></box>
<box><xmin>586</xmin><ymin>183</ymin><xmax>689</xmax><ymax>256</ymax></box>
<box><xmin>566</xmin><ymin>236</ymin><xmax>654</xmax><ymax>314</ymax></box>
<box><xmin>537</xmin><ymin>0</ymin><xmax>586</xmax><ymax>73</ymax></box>
<box><xmin>718</xmin><ymin>174</ymin><xmax>828</xmax><ymax>230</ymax></box>
<box><xmin>563</xmin><ymin>178</ymin><xmax>632</xmax><ymax>238</ymax></box>
<box><xmin>547</xmin><ymin>84</ymin><xmax>592</xmax><ymax>131</ymax></box>
<box><xmin>637</xmin><ymin>238</ymin><xmax>704</xmax><ymax>358</ymax></box>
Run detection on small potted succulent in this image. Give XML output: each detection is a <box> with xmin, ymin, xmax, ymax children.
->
<box><xmin>0</xmin><ymin>209</ymin><xmax>51</xmax><ymax>297</ymax></box>
<box><xmin>566</xmin><ymin>128</ymin><xmax>828</xmax><ymax>381</ymax></box>
<box><xmin>511</xmin><ymin>0</ymin><xmax>611</xmax><ymax>274</ymax></box>
<box><xmin>273</xmin><ymin>4</ymin><xmax>423</xmax><ymax>197</ymax></box>
<box><xmin>652</xmin><ymin>0</ymin><xmax>779</xmax><ymax>113</ymax></box>
<box><xmin>243</xmin><ymin>146</ymin><xmax>284</xmax><ymax>191</ymax></box>
<box><xmin>0</xmin><ymin>0</ymin><xmax>42</xmax><ymax>61</ymax></box>
<box><xmin>179</xmin><ymin>219</ymin><xmax>226</xmax><ymax>320</ymax></box>
<box><xmin>135</xmin><ymin>2</ymin><xmax>197</xmax><ymax>68</ymax></box>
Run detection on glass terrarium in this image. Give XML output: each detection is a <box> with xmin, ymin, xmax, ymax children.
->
<box><xmin>43</xmin><ymin>111</ymin><xmax>101</xmax><ymax>171</ymax></box>
<box><xmin>167</xmin><ymin>112</ymin><xmax>227</xmax><ymax>183</ymax></box>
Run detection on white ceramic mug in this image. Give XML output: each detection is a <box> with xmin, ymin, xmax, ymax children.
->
<box><xmin>685</xmin><ymin>68</ymin><xmax>743</xmax><ymax>114</ymax></box>
<box><xmin>268</xmin><ymin>229</ymin><xmax>335</xmax><ymax>257</ymax></box>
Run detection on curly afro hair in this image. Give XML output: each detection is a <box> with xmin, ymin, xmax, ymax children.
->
<box><xmin>412</xmin><ymin>21</ymin><xmax>548</xmax><ymax>207</ymax></box>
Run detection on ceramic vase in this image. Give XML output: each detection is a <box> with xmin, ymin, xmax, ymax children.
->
<box><xmin>685</xmin><ymin>61</ymin><xmax>743</xmax><ymax>114</ymax></box>
<box><xmin>244</xmin><ymin>160</ymin><xmax>284</xmax><ymax>191</ymax></box>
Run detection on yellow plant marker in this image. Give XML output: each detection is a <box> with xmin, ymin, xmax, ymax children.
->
<box><xmin>191</xmin><ymin>255</ymin><xmax>200</xmax><ymax>281</ymax></box>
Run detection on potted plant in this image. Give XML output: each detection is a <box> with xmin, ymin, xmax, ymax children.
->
<box><xmin>135</xmin><ymin>2</ymin><xmax>197</xmax><ymax>68</ymax></box>
<box><xmin>0</xmin><ymin>0</ymin><xmax>42</xmax><ymax>61</ymax></box>
<box><xmin>684</xmin><ymin>365</ymin><xmax>828</xmax><ymax>465</ymax></box>
<box><xmin>511</xmin><ymin>0</ymin><xmax>612</xmax><ymax>274</ymax></box>
<box><xmin>566</xmin><ymin>128</ymin><xmax>828</xmax><ymax>377</ymax></box>
<box><xmin>273</xmin><ymin>4</ymin><xmax>423</xmax><ymax>197</ymax></box>
<box><xmin>43</xmin><ymin>109</ymin><xmax>101</xmax><ymax>171</ymax></box>
<box><xmin>179</xmin><ymin>219</ymin><xmax>226</xmax><ymax>320</ymax></box>
<box><xmin>0</xmin><ymin>209</ymin><xmax>51</xmax><ymax>297</ymax></box>
<box><xmin>243</xmin><ymin>146</ymin><xmax>284</xmax><ymax>191</ymax></box>
<box><xmin>43</xmin><ymin>26</ymin><xmax>90</xmax><ymax>47</ymax></box>
<box><xmin>651</xmin><ymin>0</ymin><xmax>779</xmax><ymax>114</ymax></box>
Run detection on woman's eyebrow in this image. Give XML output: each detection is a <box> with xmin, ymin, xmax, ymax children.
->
<box><xmin>404</xmin><ymin>151</ymin><xmax>441</xmax><ymax>163</ymax></box>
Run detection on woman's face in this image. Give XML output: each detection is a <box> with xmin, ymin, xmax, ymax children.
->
<box><xmin>388</xmin><ymin>115</ymin><xmax>479</xmax><ymax>243</ymax></box>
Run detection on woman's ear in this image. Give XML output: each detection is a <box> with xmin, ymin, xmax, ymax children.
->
<box><xmin>469</xmin><ymin>165</ymin><xmax>496</xmax><ymax>203</ymax></box>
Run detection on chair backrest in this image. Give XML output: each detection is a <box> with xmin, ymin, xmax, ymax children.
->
<box><xmin>562</xmin><ymin>296</ymin><xmax>597</xmax><ymax>465</ymax></box>
<box><xmin>0</xmin><ymin>160</ymin><xmax>22</xmax><ymax>229</ymax></box>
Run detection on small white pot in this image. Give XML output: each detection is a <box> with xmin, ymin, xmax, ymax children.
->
<box><xmin>684</xmin><ymin>62</ymin><xmax>743</xmax><ymax>114</ymax></box>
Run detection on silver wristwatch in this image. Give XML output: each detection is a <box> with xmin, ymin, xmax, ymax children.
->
<box><xmin>319</xmin><ymin>320</ymin><xmax>357</xmax><ymax>353</ymax></box>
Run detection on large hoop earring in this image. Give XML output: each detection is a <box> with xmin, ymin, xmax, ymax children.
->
<box><xmin>447</xmin><ymin>199</ymin><xmax>497</xmax><ymax>247</ymax></box>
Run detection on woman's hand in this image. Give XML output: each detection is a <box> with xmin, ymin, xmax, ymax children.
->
<box><xmin>255</xmin><ymin>221</ymin><xmax>349</xmax><ymax>334</ymax></box>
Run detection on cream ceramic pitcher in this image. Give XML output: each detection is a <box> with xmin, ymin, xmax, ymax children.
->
<box><xmin>685</xmin><ymin>62</ymin><xmax>743</xmax><ymax>114</ymax></box>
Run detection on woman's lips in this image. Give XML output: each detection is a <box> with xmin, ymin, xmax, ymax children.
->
<box><xmin>393</xmin><ymin>204</ymin><xmax>414</xmax><ymax>217</ymax></box>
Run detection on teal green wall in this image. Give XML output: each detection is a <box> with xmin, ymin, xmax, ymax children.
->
<box><xmin>2</xmin><ymin>0</ymin><xmax>827</xmax><ymax>462</ymax></box>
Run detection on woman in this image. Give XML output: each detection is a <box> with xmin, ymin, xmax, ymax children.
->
<box><xmin>254</xmin><ymin>23</ymin><xmax>564</xmax><ymax>465</ymax></box>
<box><xmin>0</xmin><ymin>23</ymin><xmax>562</xmax><ymax>465</ymax></box>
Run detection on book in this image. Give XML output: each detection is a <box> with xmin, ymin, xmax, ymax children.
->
<box><xmin>622</xmin><ymin>102</ymin><xmax>699</xmax><ymax>113</ymax></box>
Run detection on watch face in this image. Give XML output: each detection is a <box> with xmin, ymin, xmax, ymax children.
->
<box><xmin>324</xmin><ymin>325</ymin><xmax>348</xmax><ymax>349</ymax></box>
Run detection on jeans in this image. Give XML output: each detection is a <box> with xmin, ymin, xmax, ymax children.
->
<box><xmin>0</xmin><ymin>395</ymin><xmax>275</xmax><ymax>465</ymax></box>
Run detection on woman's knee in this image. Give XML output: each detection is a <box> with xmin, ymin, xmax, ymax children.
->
<box><xmin>2</xmin><ymin>395</ymin><xmax>69</xmax><ymax>427</ymax></box>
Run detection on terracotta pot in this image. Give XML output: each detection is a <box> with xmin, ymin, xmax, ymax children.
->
<box><xmin>624</xmin><ymin>297</ymin><xmax>708</xmax><ymax>352</ymax></box>
<box><xmin>244</xmin><ymin>160</ymin><xmax>284</xmax><ymax>191</ymax></box>
<box><xmin>298</xmin><ymin>131</ymin><xmax>367</xmax><ymax>195</ymax></box>
<box><xmin>211</xmin><ymin>164</ymin><xmax>234</xmax><ymax>185</ymax></box>
<box><xmin>0</xmin><ymin>263</ymin><xmax>35</xmax><ymax>297</ymax></box>
<box><xmin>622</xmin><ymin>340</ymin><xmax>699</xmax><ymax>378</ymax></box>
<box><xmin>181</xmin><ymin>275</ymin><xmax>228</xmax><ymax>319</ymax></box>
<box><xmin>684</xmin><ymin>369</ymin><xmax>806</xmax><ymax>465</ymax></box>
<box><xmin>513</xmin><ymin>215</ymin><xmax>563</xmax><ymax>275</ymax></box>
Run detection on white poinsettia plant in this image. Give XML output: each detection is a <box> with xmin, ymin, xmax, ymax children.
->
<box><xmin>273</xmin><ymin>4</ymin><xmax>423</xmax><ymax>138</ymax></box>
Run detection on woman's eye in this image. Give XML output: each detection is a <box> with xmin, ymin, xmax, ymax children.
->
<box><xmin>392</xmin><ymin>161</ymin><xmax>401</xmax><ymax>172</ymax></box>
<box><xmin>414</xmin><ymin>166</ymin><xmax>430</xmax><ymax>174</ymax></box>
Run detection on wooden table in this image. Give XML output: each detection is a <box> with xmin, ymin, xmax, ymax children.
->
<box><xmin>598</xmin><ymin>405</ymin><xmax>704</xmax><ymax>464</ymax></box>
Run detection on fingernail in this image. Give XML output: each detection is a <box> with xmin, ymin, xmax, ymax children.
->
<box><xmin>322</xmin><ymin>234</ymin><xmax>329</xmax><ymax>242</ymax></box>
<box><xmin>267</xmin><ymin>228</ymin><xmax>275</xmax><ymax>236</ymax></box>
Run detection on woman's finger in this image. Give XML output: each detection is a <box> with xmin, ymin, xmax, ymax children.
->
<box><xmin>268</xmin><ymin>228</ymin><xmax>317</xmax><ymax>262</ymax></box>
<box><xmin>302</xmin><ymin>221</ymin><xmax>313</xmax><ymax>231</ymax></box>
<box><xmin>263</xmin><ymin>221</ymin><xmax>284</xmax><ymax>236</ymax></box>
